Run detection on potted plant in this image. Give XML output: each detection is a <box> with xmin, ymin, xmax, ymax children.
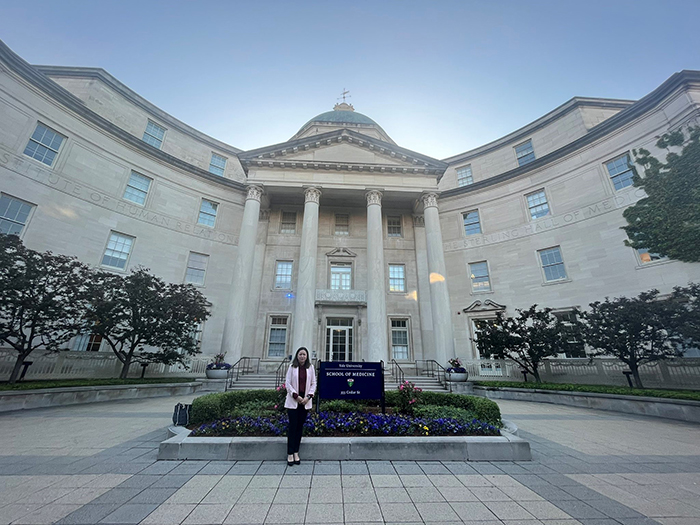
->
<box><xmin>445</xmin><ymin>357</ymin><xmax>468</xmax><ymax>382</ymax></box>
<box><xmin>205</xmin><ymin>352</ymin><xmax>231</xmax><ymax>379</ymax></box>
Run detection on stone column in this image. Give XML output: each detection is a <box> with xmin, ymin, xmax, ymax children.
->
<box><xmin>366</xmin><ymin>190</ymin><xmax>388</xmax><ymax>363</ymax></box>
<box><xmin>221</xmin><ymin>185</ymin><xmax>263</xmax><ymax>363</ymax></box>
<box><xmin>422</xmin><ymin>192</ymin><xmax>455</xmax><ymax>366</ymax></box>
<box><xmin>292</xmin><ymin>187</ymin><xmax>321</xmax><ymax>357</ymax></box>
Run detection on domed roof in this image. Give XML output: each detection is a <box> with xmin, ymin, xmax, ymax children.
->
<box><xmin>302</xmin><ymin>102</ymin><xmax>377</xmax><ymax>128</ymax></box>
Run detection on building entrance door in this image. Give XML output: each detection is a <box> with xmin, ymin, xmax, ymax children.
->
<box><xmin>325</xmin><ymin>318</ymin><xmax>353</xmax><ymax>361</ymax></box>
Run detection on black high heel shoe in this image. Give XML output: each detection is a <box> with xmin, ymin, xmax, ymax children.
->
<box><xmin>294</xmin><ymin>459</ymin><xmax>301</xmax><ymax>465</ymax></box>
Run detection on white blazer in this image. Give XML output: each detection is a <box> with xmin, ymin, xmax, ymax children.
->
<box><xmin>284</xmin><ymin>364</ymin><xmax>317</xmax><ymax>410</ymax></box>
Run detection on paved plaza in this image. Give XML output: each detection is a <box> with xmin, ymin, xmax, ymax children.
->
<box><xmin>0</xmin><ymin>395</ymin><xmax>699</xmax><ymax>525</ymax></box>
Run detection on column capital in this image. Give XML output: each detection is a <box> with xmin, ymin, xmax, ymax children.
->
<box><xmin>422</xmin><ymin>192</ymin><xmax>439</xmax><ymax>209</ymax></box>
<box><xmin>365</xmin><ymin>189</ymin><xmax>383</xmax><ymax>206</ymax></box>
<box><xmin>304</xmin><ymin>186</ymin><xmax>322</xmax><ymax>204</ymax></box>
<box><xmin>412</xmin><ymin>215</ymin><xmax>425</xmax><ymax>227</ymax></box>
<box><xmin>246</xmin><ymin>185</ymin><xmax>264</xmax><ymax>202</ymax></box>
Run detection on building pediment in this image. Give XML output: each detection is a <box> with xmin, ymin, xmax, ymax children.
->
<box><xmin>462</xmin><ymin>300</ymin><xmax>506</xmax><ymax>313</ymax></box>
<box><xmin>239</xmin><ymin>129</ymin><xmax>447</xmax><ymax>176</ymax></box>
<box><xmin>325</xmin><ymin>247</ymin><xmax>357</xmax><ymax>258</ymax></box>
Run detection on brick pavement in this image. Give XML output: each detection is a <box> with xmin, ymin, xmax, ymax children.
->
<box><xmin>0</xmin><ymin>395</ymin><xmax>699</xmax><ymax>524</ymax></box>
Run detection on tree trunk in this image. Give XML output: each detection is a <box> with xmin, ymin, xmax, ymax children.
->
<box><xmin>630</xmin><ymin>363</ymin><xmax>644</xmax><ymax>389</ymax></box>
<box><xmin>8</xmin><ymin>354</ymin><xmax>27</xmax><ymax>384</ymax></box>
<box><xmin>532</xmin><ymin>367</ymin><xmax>542</xmax><ymax>383</ymax></box>
<box><xmin>119</xmin><ymin>355</ymin><xmax>132</xmax><ymax>379</ymax></box>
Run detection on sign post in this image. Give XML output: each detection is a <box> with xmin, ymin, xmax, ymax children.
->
<box><xmin>317</xmin><ymin>361</ymin><xmax>385</xmax><ymax>413</ymax></box>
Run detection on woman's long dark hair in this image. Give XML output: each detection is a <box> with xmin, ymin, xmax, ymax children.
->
<box><xmin>291</xmin><ymin>347</ymin><xmax>311</xmax><ymax>369</ymax></box>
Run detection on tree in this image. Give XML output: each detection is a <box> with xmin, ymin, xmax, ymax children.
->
<box><xmin>670</xmin><ymin>283</ymin><xmax>700</xmax><ymax>349</ymax></box>
<box><xmin>622</xmin><ymin>127</ymin><xmax>700</xmax><ymax>262</ymax></box>
<box><xmin>85</xmin><ymin>267</ymin><xmax>211</xmax><ymax>378</ymax></box>
<box><xmin>0</xmin><ymin>235</ymin><xmax>91</xmax><ymax>383</ymax></box>
<box><xmin>474</xmin><ymin>305</ymin><xmax>580</xmax><ymax>382</ymax></box>
<box><xmin>582</xmin><ymin>289</ymin><xmax>688</xmax><ymax>388</ymax></box>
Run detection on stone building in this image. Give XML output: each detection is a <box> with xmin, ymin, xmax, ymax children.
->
<box><xmin>1</xmin><ymin>38</ymin><xmax>699</xmax><ymax>372</ymax></box>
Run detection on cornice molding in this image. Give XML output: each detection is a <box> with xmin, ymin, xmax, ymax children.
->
<box><xmin>462</xmin><ymin>300</ymin><xmax>506</xmax><ymax>313</ymax></box>
<box><xmin>441</xmin><ymin>70</ymin><xmax>700</xmax><ymax>199</ymax></box>
<box><xmin>0</xmin><ymin>40</ymin><xmax>247</xmax><ymax>193</ymax></box>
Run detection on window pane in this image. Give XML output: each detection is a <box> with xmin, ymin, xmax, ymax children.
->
<box><xmin>281</xmin><ymin>211</ymin><xmax>296</xmax><ymax>233</ymax></box>
<box><xmin>124</xmin><ymin>172</ymin><xmax>152</xmax><ymax>205</ymax></box>
<box><xmin>539</xmin><ymin>247</ymin><xmax>567</xmax><ymax>282</ymax></box>
<box><xmin>389</xmin><ymin>264</ymin><xmax>405</xmax><ymax>292</ymax></box>
<box><xmin>268</xmin><ymin>317</ymin><xmax>288</xmax><ymax>357</ymax></box>
<box><xmin>24</xmin><ymin>123</ymin><xmax>63</xmax><ymax>166</ymax></box>
<box><xmin>209</xmin><ymin>153</ymin><xmax>227</xmax><ymax>176</ymax></box>
<box><xmin>387</xmin><ymin>216</ymin><xmax>402</xmax><ymax>237</ymax></box>
<box><xmin>516</xmin><ymin>140</ymin><xmax>535</xmax><ymax>166</ymax></box>
<box><xmin>331</xmin><ymin>264</ymin><xmax>352</xmax><ymax>290</ymax></box>
<box><xmin>527</xmin><ymin>190</ymin><xmax>550</xmax><ymax>219</ymax></box>
<box><xmin>463</xmin><ymin>210</ymin><xmax>481</xmax><ymax>235</ymax></box>
<box><xmin>143</xmin><ymin>121</ymin><xmax>165</xmax><ymax>149</ymax></box>
<box><xmin>275</xmin><ymin>261</ymin><xmax>293</xmax><ymax>289</ymax></box>
<box><xmin>457</xmin><ymin>165</ymin><xmax>473</xmax><ymax>187</ymax></box>
<box><xmin>469</xmin><ymin>261</ymin><xmax>491</xmax><ymax>292</ymax></box>
<box><xmin>198</xmin><ymin>200</ymin><xmax>218</xmax><ymax>227</ymax></box>
<box><xmin>335</xmin><ymin>214</ymin><xmax>349</xmax><ymax>235</ymax></box>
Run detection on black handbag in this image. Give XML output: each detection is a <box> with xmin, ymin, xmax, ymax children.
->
<box><xmin>172</xmin><ymin>403</ymin><xmax>191</xmax><ymax>426</ymax></box>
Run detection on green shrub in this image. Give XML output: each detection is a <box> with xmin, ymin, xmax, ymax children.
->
<box><xmin>231</xmin><ymin>400</ymin><xmax>276</xmax><ymax>417</ymax></box>
<box><xmin>317</xmin><ymin>399</ymin><xmax>358</xmax><ymax>413</ymax></box>
<box><xmin>417</xmin><ymin>391</ymin><xmax>502</xmax><ymax>426</ymax></box>
<box><xmin>190</xmin><ymin>393</ymin><xmax>225</xmax><ymax>426</ymax></box>
<box><xmin>413</xmin><ymin>404</ymin><xmax>476</xmax><ymax>422</ymax></box>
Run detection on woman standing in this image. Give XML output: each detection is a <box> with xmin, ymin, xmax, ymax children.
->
<box><xmin>284</xmin><ymin>347</ymin><xmax>316</xmax><ymax>466</ymax></box>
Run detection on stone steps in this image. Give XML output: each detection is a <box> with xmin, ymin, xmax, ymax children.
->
<box><xmin>225</xmin><ymin>373</ymin><xmax>449</xmax><ymax>392</ymax></box>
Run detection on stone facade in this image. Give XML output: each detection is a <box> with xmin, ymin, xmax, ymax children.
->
<box><xmin>1</xmin><ymin>38</ymin><xmax>699</xmax><ymax>370</ymax></box>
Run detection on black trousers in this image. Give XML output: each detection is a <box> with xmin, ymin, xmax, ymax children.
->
<box><xmin>287</xmin><ymin>405</ymin><xmax>308</xmax><ymax>455</ymax></box>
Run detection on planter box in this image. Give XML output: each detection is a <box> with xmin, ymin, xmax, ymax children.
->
<box><xmin>446</xmin><ymin>371</ymin><xmax>468</xmax><ymax>382</ymax></box>
<box><xmin>205</xmin><ymin>369</ymin><xmax>229</xmax><ymax>380</ymax></box>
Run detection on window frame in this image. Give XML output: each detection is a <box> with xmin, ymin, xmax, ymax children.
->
<box><xmin>274</xmin><ymin>260</ymin><xmax>294</xmax><ymax>290</ymax></box>
<box><xmin>462</xmin><ymin>209</ymin><xmax>482</xmax><ymax>236</ymax></box>
<box><xmin>468</xmin><ymin>260</ymin><xmax>492</xmax><ymax>294</ymax></box>
<box><xmin>334</xmin><ymin>213</ymin><xmax>350</xmax><ymax>236</ymax></box>
<box><xmin>23</xmin><ymin>122</ymin><xmax>65</xmax><ymax>167</ymax></box>
<box><xmin>537</xmin><ymin>245</ymin><xmax>569</xmax><ymax>284</ymax></box>
<box><xmin>388</xmin><ymin>263</ymin><xmax>406</xmax><ymax>293</ymax></box>
<box><xmin>389</xmin><ymin>317</ymin><xmax>411</xmax><ymax>361</ymax></box>
<box><xmin>142</xmin><ymin>120</ymin><xmax>167</xmax><ymax>149</ymax></box>
<box><xmin>209</xmin><ymin>152</ymin><xmax>227</xmax><ymax>177</ymax></box>
<box><xmin>0</xmin><ymin>193</ymin><xmax>36</xmax><ymax>238</ymax></box>
<box><xmin>635</xmin><ymin>248</ymin><xmax>668</xmax><ymax>267</ymax></box>
<box><xmin>515</xmin><ymin>139</ymin><xmax>536</xmax><ymax>166</ymax></box>
<box><xmin>184</xmin><ymin>251</ymin><xmax>209</xmax><ymax>287</ymax></box>
<box><xmin>280</xmin><ymin>211</ymin><xmax>297</xmax><ymax>234</ymax></box>
<box><xmin>456</xmin><ymin>165</ymin><xmax>474</xmax><ymax>187</ymax></box>
<box><xmin>266</xmin><ymin>315</ymin><xmax>290</xmax><ymax>359</ymax></box>
<box><xmin>605</xmin><ymin>152</ymin><xmax>636</xmax><ymax>192</ymax></box>
<box><xmin>122</xmin><ymin>171</ymin><xmax>153</xmax><ymax>206</ymax></box>
<box><xmin>329</xmin><ymin>261</ymin><xmax>353</xmax><ymax>291</ymax></box>
<box><xmin>387</xmin><ymin>215</ymin><xmax>403</xmax><ymax>238</ymax></box>
<box><xmin>525</xmin><ymin>189</ymin><xmax>551</xmax><ymax>220</ymax></box>
<box><xmin>101</xmin><ymin>231</ymin><xmax>135</xmax><ymax>271</ymax></box>
<box><xmin>197</xmin><ymin>198</ymin><xmax>219</xmax><ymax>228</ymax></box>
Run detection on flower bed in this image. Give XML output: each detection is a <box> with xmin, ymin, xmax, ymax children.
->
<box><xmin>189</xmin><ymin>411</ymin><xmax>500</xmax><ymax>438</ymax></box>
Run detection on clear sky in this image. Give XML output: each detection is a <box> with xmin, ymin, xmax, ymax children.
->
<box><xmin>1</xmin><ymin>0</ymin><xmax>699</xmax><ymax>159</ymax></box>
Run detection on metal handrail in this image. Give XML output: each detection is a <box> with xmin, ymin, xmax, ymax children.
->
<box><xmin>275</xmin><ymin>357</ymin><xmax>290</xmax><ymax>388</ymax></box>
<box><xmin>389</xmin><ymin>359</ymin><xmax>405</xmax><ymax>385</ymax></box>
<box><xmin>415</xmin><ymin>359</ymin><xmax>447</xmax><ymax>386</ymax></box>
<box><xmin>225</xmin><ymin>356</ymin><xmax>261</xmax><ymax>391</ymax></box>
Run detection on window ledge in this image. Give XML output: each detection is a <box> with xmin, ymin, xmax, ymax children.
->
<box><xmin>636</xmin><ymin>259</ymin><xmax>673</xmax><ymax>269</ymax></box>
<box><xmin>541</xmin><ymin>278</ymin><xmax>571</xmax><ymax>287</ymax></box>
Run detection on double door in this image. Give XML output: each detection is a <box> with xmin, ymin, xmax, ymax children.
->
<box><xmin>325</xmin><ymin>318</ymin><xmax>353</xmax><ymax>361</ymax></box>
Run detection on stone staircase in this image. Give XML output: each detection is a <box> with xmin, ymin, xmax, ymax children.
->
<box><xmin>226</xmin><ymin>373</ymin><xmax>278</xmax><ymax>391</ymax></box>
<box><xmin>386</xmin><ymin>374</ymin><xmax>448</xmax><ymax>393</ymax></box>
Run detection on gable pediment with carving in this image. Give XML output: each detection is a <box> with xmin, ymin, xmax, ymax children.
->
<box><xmin>325</xmin><ymin>247</ymin><xmax>357</xmax><ymax>258</ymax></box>
<box><xmin>462</xmin><ymin>299</ymin><xmax>506</xmax><ymax>313</ymax></box>
<box><xmin>239</xmin><ymin>129</ymin><xmax>447</xmax><ymax>176</ymax></box>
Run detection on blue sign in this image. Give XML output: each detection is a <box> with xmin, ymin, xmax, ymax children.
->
<box><xmin>318</xmin><ymin>361</ymin><xmax>384</xmax><ymax>400</ymax></box>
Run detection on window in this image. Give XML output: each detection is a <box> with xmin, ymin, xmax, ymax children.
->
<box><xmin>462</xmin><ymin>210</ymin><xmax>481</xmax><ymax>236</ymax></box>
<box><xmin>335</xmin><ymin>214</ymin><xmax>349</xmax><ymax>236</ymax></box>
<box><xmin>73</xmin><ymin>333</ymin><xmax>103</xmax><ymax>352</ymax></box>
<box><xmin>456</xmin><ymin>165</ymin><xmax>473</xmax><ymax>187</ymax></box>
<box><xmin>391</xmin><ymin>319</ymin><xmax>410</xmax><ymax>360</ymax></box>
<box><xmin>330</xmin><ymin>263</ymin><xmax>352</xmax><ymax>290</ymax></box>
<box><xmin>389</xmin><ymin>264</ymin><xmax>406</xmax><ymax>293</ymax></box>
<box><xmin>554</xmin><ymin>311</ymin><xmax>585</xmax><ymax>358</ymax></box>
<box><xmin>198</xmin><ymin>199</ymin><xmax>218</xmax><ymax>227</ymax></box>
<box><xmin>539</xmin><ymin>246</ymin><xmax>567</xmax><ymax>282</ymax></box>
<box><xmin>469</xmin><ymin>261</ymin><xmax>491</xmax><ymax>293</ymax></box>
<box><xmin>123</xmin><ymin>171</ymin><xmax>152</xmax><ymax>205</ymax></box>
<box><xmin>515</xmin><ymin>139</ymin><xmax>535</xmax><ymax>166</ymax></box>
<box><xmin>387</xmin><ymin>216</ymin><xmax>402</xmax><ymax>237</ymax></box>
<box><xmin>526</xmin><ymin>190</ymin><xmax>550</xmax><ymax>219</ymax></box>
<box><xmin>275</xmin><ymin>261</ymin><xmax>293</xmax><ymax>289</ymax></box>
<box><xmin>185</xmin><ymin>252</ymin><xmax>209</xmax><ymax>285</ymax></box>
<box><xmin>102</xmin><ymin>232</ymin><xmax>134</xmax><ymax>270</ymax></box>
<box><xmin>209</xmin><ymin>153</ymin><xmax>227</xmax><ymax>177</ymax></box>
<box><xmin>637</xmin><ymin>248</ymin><xmax>665</xmax><ymax>264</ymax></box>
<box><xmin>0</xmin><ymin>194</ymin><xmax>34</xmax><ymax>236</ymax></box>
<box><xmin>280</xmin><ymin>211</ymin><xmax>297</xmax><ymax>234</ymax></box>
<box><xmin>24</xmin><ymin>123</ymin><xmax>64</xmax><ymax>166</ymax></box>
<box><xmin>606</xmin><ymin>154</ymin><xmax>635</xmax><ymax>191</ymax></box>
<box><xmin>142</xmin><ymin>121</ymin><xmax>166</xmax><ymax>149</ymax></box>
<box><xmin>268</xmin><ymin>316</ymin><xmax>288</xmax><ymax>357</ymax></box>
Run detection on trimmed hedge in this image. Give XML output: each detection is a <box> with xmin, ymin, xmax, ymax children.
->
<box><xmin>413</xmin><ymin>404</ymin><xmax>475</xmax><ymax>422</ymax></box>
<box><xmin>474</xmin><ymin>381</ymin><xmax>700</xmax><ymax>402</ymax></box>
<box><xmin>190</xmin><ymin>388</ymin><xmax>502</xmax><ymax>427</ymax></box>
<box><xmin>0</xmin><ymin>377</ymin><xmax>195</xmax><ymax>391</ymax></box>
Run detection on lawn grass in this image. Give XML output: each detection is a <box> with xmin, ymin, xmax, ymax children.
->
<box><xmin>0</xmin><ymin>377</ymin><xmax>196</xmax><ymax>391</ymax></box>
<box><xmin>473</xmin><ymin>381</ymin><xmax>700</xmax><ymax>402</ymax></box>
